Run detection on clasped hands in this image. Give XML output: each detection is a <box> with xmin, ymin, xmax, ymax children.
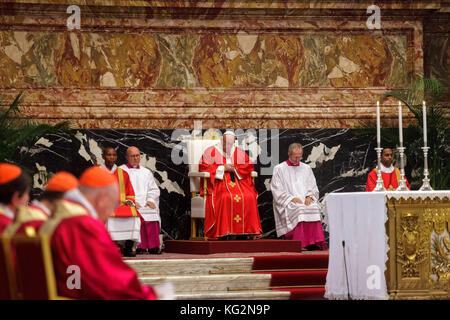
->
<box><xmin>291</xmin><ymin>196</ymin><xmax>314</xmax><ymax>206</ymax></box>
<box><xmin>135</xmin><ymin>201</ymin><xmax>156</xmax><ymax>209</ymax></box>
<box><xmin>224</xmin><ymin>164</ymin><xmax>235</xmax><ymax>172</ymax></box>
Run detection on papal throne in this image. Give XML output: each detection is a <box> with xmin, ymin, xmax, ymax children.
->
<box><xmin>184</xmin><ymin>135</ymin><xmax>258</xmax><ymax>240</ymax></box>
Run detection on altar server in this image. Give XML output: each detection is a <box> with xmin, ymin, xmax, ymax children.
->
<box><xmin>102</xmin><ymin>147</ymin><xmax>142</xmax><ymax>257</ymax></box>
<box><xmin>270</xmin><ymin>143</ymin><xmax>326</xmax><ymax>250</ymax></box>
<box><xmin>365</xmin><ymin>148</ymin><xmax>410</xmax><ymax>191</ymax></box>
<box><xmin>120</xmin><ymin>146</ymin><xmax>161</xmax><ymax>254</ymax></box>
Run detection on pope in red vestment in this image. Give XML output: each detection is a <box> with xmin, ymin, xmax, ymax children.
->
<box><xmin>365</xmin><ymin>148</ymin><xmax>410</xmax><ymax>191</ymax></box>
<box><xmin>38</xmin><ymin>166</ymin><xmax>157</xmax><ymax>300</ymax></box>
<box><xmin>199</xmin><ymin>131</ymin><xmax>262</xmax><ymax>239</ymax></box>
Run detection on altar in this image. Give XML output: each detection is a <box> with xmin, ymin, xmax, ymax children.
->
<box><xmin>323</xmin><ymin>191</ymin><xmax>450</xmax><ymax>300</ymax></box>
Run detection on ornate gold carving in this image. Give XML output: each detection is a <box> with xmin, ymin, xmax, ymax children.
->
<box><xmin>386</xmin><ymin>195</ymin><xmax>450</xmax><ymax>300</ymax></box>
<box><xmin>397</xmin><ymin>212</ymin><xmax>427</xmax><ymax>278</ymax></box>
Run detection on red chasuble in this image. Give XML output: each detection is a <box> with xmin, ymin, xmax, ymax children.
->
<box><xmin>365</xmin><ymin>167</ymin><xmax>411</xmax><ymax>191</ymax></box>
<box><xmin>39</xmin><ymin>199</ymin><xmax>156</xmax><ymax>300</ymax></box>
<box><xmin>199</xmin><ymin>146</ymin><xmax>262</xmax><ymax>239</ymax></box>
<box><xmin>111</xmin><ymin>168</ymin><xmax>142</xmax><ymax>220</ymax></box>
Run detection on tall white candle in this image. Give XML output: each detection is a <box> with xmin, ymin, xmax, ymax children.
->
<box><xmin>376</xmin><ymin>101</ymin><xmax>381</xmax><ymax>146</ymax></box>
<box><xmin>398</xmin><ymin>101</ymin><xmax>403</xmax><ymax>146</ymax></box>
<box><xmin>423</xmin><ymin>101</ymin><xmax>427</xmax><ymax>146</ymax></box>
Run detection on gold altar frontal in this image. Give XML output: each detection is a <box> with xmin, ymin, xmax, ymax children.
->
<box><xmin>386</xmin><ymin>195</ymin><xmax>450</xmax><ymax>300</ymax></box>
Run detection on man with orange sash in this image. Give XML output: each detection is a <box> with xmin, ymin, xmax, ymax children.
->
<box><xmin>199</xmin><ymin>131</ymin><xmax>262</xmax><ymax>240</ymax></box>
<box><xmin>0</xmin><ymin>163</ymin><xmax>31</xmax><ymax>234</ymax></box>
<box><xmin>4</xmin><ymin>171</ymin><xmax>78</xmax><ymax>236</ymax></box>
<box><xmin>101</xmin><ymin>147</ymin><xmax>142</xmax><ymax>257</ymax></box>
<box><xmin>365</xmin><ymin>148</ymin><xmax>410</xmax><ymax>191</ymax></box>
<box><xmin>38</xmin><ymin>166</ymin><xmax>165</xmax><ymax>300</ymax></box>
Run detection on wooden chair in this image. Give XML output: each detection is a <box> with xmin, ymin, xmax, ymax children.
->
<box><xmin>9</xmin><ymin>226</ymin><xmax>68</xmax><ymax>300</ymax></box>
<box><xmin>0</xmin><ymin>234</ymin><xmax>17</xmax><ymax>299</ymax></box>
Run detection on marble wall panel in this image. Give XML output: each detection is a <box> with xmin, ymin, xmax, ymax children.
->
<box><xmin>0</xmin><ymin>6</ymin><xmax>424</xmax><ymax>128</ymax></box>
<box><xmin>21</xmin><ymin>128</ymin><xmax>379</xmax><ymax>241</ymax></box>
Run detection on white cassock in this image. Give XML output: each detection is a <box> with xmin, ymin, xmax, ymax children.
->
<box><xmin>270</xmin><ymin>161</ymin><xmax>322</xmax><ymax>237</ymax></box>
<box><xmin>103</xmin><ymin>164</ymin><xmax>141</xmax><ymax>243</ymax></box>
<box><xmin>119</xmin><ymin>165</ymin><xmax>160</xmax><ymax>224</ymax></box>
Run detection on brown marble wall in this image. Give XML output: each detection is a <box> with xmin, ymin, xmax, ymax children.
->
<box><xmin>0</xmin><ymin>1</ymin><xmax>444</xmax><ymax>129</ymax></box>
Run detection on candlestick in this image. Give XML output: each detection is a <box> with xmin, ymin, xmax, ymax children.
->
<box><xmin>419</xmin><ymin>147</ymin><xmax>433</xmax><ymax>191</ymax></box>
<box><xmin>374</xmin><ymin>147</ymin><xmax>386</xmax><ymax>191</ymax></box>
<box><xmin>376</xmin><ymin>101</ymin><xmax>381</xmax><ymax>146</ymax></box>
<box><xmin>396</xmin><ymin>146</ymin><xmax>409</xmax><ymax>191</ymax></box>
<box><xmin>422</xmin><ymin>101</ymin><xmax>427</xmax><ymax>146</ymax></box>
<box><xmin>398</xmin><ymin>101</ymin><xmax>403</xmax><ymax>146</ymax></box>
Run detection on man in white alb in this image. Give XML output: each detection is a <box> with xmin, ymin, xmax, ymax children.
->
<box><xmin>120</xmin><ymin>146</ymin><xmax>161</xmax><ymax>254</ymax></box>
<box><xmin>270</xmin><ymin>143</ymin><xmax>326</xmax><ymax>250</ymax></box>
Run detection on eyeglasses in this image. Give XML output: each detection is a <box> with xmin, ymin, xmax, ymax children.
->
<box><xmin>128</xmin><ymin>154</ymin><xmax>140</xmax><ymax>158</ymax></box>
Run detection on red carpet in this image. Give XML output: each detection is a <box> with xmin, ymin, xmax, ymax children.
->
<box><xmin>252</xmin><ymin>254</ymin><xmax>329</xmax><ymax>300</ymax></box>
<box><xmin>164</xmin><ymin>239</ymin><xmax>303</xmax><ymax>254</ymax></box>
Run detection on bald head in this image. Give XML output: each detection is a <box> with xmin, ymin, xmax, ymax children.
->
<box><xmin>126</xmin><ymin>146</ymin><xmax>141</xmax><ymax>167</ymax></box>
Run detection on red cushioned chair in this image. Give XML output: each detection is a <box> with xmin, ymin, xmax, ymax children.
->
<box><xmin>10</xmin><ymin>226</ymin><xmax>68</xmax><ymax>300</ymax></box>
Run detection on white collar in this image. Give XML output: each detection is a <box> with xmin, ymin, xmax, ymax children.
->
<box><xmin>31</xmin><ymin>200</ymin><xmax>52</xmax><ymax>216</ymax></box>
<box><xmin>100</xmin><ymin>164</ymin><xmax>117</xmax><ymax>173</ymax></box>
<box><xmin>64</xmin><ymin>188</ymin><xmax>99</xmax><ymax>219</ymax></box>
<box><xmin>380</xmin><ymin>162</ymin><xmax>395</xmax><ymax>173</ymax></box>
<box><xmin>0</xmin><ymin>204</ymin><xmax>14</xmax><ymax>219</ymax></box>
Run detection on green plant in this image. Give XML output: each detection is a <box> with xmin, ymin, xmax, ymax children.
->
<box><xmin>0</xmin><ymin>92</ymin><xmax>76</xmax><ymax>171</ymax></box>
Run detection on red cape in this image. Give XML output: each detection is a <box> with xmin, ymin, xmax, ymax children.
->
<box><xmin>42</xmin><ymin>200</ymin><xmax>156</xmax><ymax>300</ymax></box>
<box><xmin>199</xmin><ymin>146</ymin><xmax>262</xmax><ymax>239</ymax></box>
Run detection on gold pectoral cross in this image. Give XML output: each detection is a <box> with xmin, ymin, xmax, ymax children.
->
<box><xmin>234</xmin><ymin>195</ymin><xmax>241</xmax><ymax>203</ymax></box>
<box><xmin>234</xmin><ymin>214</ymin><xmax>242</xmax><ymax>223</ymax></box>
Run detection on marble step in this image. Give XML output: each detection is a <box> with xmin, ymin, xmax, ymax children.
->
<box><xmin>174</xmin><ymin>290</ymin><xmax>291</xmax><ymax>300</ymax></box>
<box><xmin>139</xmin><ymin>273</ymin><xmax>272</xmax><ymax>293</ymax></box>
<box><xmin>127</xmin><ymin>258</ymin><xmax>254</xmax><ymax>276</ymax></box>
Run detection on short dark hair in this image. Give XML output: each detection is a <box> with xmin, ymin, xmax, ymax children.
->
<box><xmin>40</xmin><ymin>190</ymin><xmax>65</xmax><ymax>202</ymax></box>
<box><xmin>102</xmin><ymin>146</ymin><xmax>117</xmax><ymax>156</ymax></box>
<box><xmin>0</xmin><ymin>170</ymin><xmax>31</xmax><ymax>205</ymax></box>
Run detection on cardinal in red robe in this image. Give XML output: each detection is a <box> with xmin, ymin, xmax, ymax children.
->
<box><xmin>38</xmin><ymin>166</ymin><xmax>161</xmax><ymax>300</ymax></box>
<box><xmin>0</xmin><ymin>163</ymin><xmax>31</xmax><ymax>234</ymax></box>
<box><xmin>4</xmin><ymin>171</ymin><xmax>78</xmax><ymax>236</ymax></box>
<box><xmin>366</xmin><ymin>148</ymin><xmax>410</xmax><ymax>191</ymax></box>
<box><xmin>199</xmin><ymin>131</ymin><xmax>262</xmax><ymax>239</ymax></box>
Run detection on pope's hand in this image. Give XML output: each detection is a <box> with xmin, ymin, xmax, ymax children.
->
<box><xmin>291</xmin><ymin>198</ymin><xmax>303</xmax><ymax>204</ymax></box>
<box><xmin>224</xmin><ymin>164</ymin><xmax>235</xmax><ymax>172</ymax></box>
<box><xmin>135</xmin><ymin>203</ymin><xmax>141</xmax><ymax>209</ymax></box>
<box><xmin>146</xmin><ymin>201</ymin><xmax>156</xmax><ymax>209</ymax></box>
<box><xmin>305</xmin><ymin>196</ymin><xmax>313</xmax><ymax>206</ymax></box>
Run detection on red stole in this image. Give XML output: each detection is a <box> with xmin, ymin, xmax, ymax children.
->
<box><xmin>111</xmin><ymin>167</ymin><xmax>142</xmax><ymax>220</ymax></box>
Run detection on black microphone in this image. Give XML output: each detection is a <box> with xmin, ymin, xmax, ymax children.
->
<box><xmin>342</xmin><ymin>240</ymin><xmax>351</xmax><ymax>300</ymax></box>
<box><xmin>229</xmin><ymin>171</ymin><xmax>235</xmax><ymax>182</ymax></box>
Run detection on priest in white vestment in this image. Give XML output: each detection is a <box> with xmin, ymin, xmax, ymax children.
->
<box><xmin>120</xmin><ymin>146</ymin><xmax>161</xmax><ymax>254</ymax></box>
<box><xmin>270</xmin><ymin>143</ymin><xmax>327</xmax><ymax>250</ymax></box>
